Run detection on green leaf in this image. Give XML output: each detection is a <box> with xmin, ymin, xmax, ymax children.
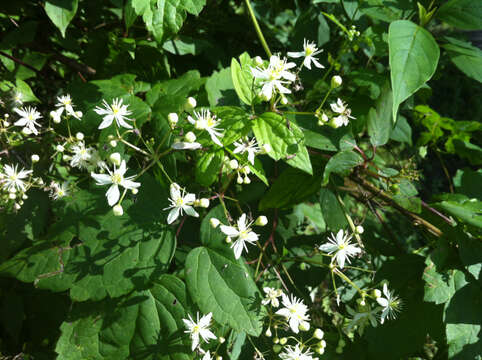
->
<box><xmin>319</xmin><ymin>188</ymin><xmax>348</xmax><ymax>231</ymax></box>
<box><xmin>55</xmin><ymin>275</ymin><xmax>191</xmax><ymax>359</ymax></box>
<box><xmin>390</xmin><ymin>115</ymin><xmax>412</xmax><ymax>145</ymax></box>
<box><xmin>200</xmin><ymin>205</ymin><xmax>231</xmax><ymax>257</ymax></box>
<box><xmin>458</xmin><ymin>235</ymin><xmax>482</xmax><ymax>283</ymax></box>
<box><xmin>231</xmin><ymin>55</ymin><xmax>254</xmax><ymax>106</ymax></box>
<box><xmin>213</xmin><ymin>106</ymin><xmax>253</xmax><ymax>146</ymax></box>
<box><xmin>180</xmin><ymin>0</ymin><xmax>206</xmax><ymax>15</ymax></box>
<box><xmin>15</xmin><ymin>79</ymin><xmax>39</xmax><ymax>103</ymax></box>
<box><xmin>322</xmin><ymin>151</ymin><xmax>363</xmax><ymax>185</ymax></box>
<box><xmin>253</xmin><ymin>112</ymin><xmax>312</xmax><ymax>175</ymax></box>
<box><xmin>205</xmin><ymin>67</ymin><xmax>238</xmax><ymax>107</ymax></box>
<box><xmin>443</xmin><ymin>37</ymin><xmax>482</xmax><ymax>83</ymax></box>
<box><xmin>436</xmin><ymin>198</ymin><xmax>482</xmax><ymax>228</ymax></box>
<box><xmin>423</xmin><ymin>256</ymin><xmax>459</xmax><ymax>304</ymax></box>
<box><xmin>195</xmin><ymin>150</ymin><xmax>223</xmax><ymax>187</ymax></box>
<box><xmin>367</xmin><ymin>82</ymin><xmax>393</xmax><ymax>146</ymax></box>
<box><xmin>453</xmin><ymin>168</ymin><xmax>482</xmax><ymax>199</ymax></box>
<box><xmin>437</xmin><ymin>0</ymin><xmax>482</xmax><ymax>30</ymax></box>
<box><xmin>185</xmin><ymin>247</ymin><xmax>263</xmax><ymax>336</ymax></box>
<box><xmin>44</xmin><ymin>0</ymin><xmax>79</xmax><ymax>37</ymax></box>
<box><xmin>388</xmin><ymin>20</ymin><xmax>440</xmax><ymax>120</ymax></box>
<box><xmin>259</xmin><ymin>167</ymin><xmax>322</xmax><ymax>210</ymax></box>
<box><xmin>452</xmin><ymin>139</ymin><xmax>482</xmax><ymax>166</ymax></box>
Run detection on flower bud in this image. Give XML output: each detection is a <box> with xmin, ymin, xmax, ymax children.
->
<box><xmin>168</xmin><ymin>113</ymin><xmax>178</xmax><ymax>127</ymax></box>
<box><xmin>225</xmin><ymin>236</ymin><xmax>232</xmax><ymax>244</ymax></box>
<box><xmin>319</xmin><ymin>339</ymin><xmax>326</xmax><ymax>348</ymax></box>
<box><xmin>218</xmin><ymin>337</ymin><xmax>225</xmax><ymax>344</ymax></box>
<box><xmin>279</xmin><ymin>337</ymin><xmax>287</xmax><ymax>345</ymax></box>
<box><xmin>22</xmin><ymin>194</ymin><xmax>28</xmax><ymax>200</ymax></box>
<box><xmin>4</xmin><ymin>114</ymin><xmax>9</xmax><ymax>119</ymax></box>
<box><xmin>299</xmin><ymin>321</ymin><xmax>310</xmax><ymax>331</ymax></box>
<box><xmin>110</xmin><ymin>152</ymin><xmax>121</xmax><ymax>166</ymax></box>
<box><xmin>50</xmin><ymin>110</ymin><xmax>62</xmax><ymax>123</ymax></box>
<box><xmin>373</xmin><ymin>289</ymin><xmax>381</xmax><ymax>298</ymax></box>
<box><xmin>317</xmin><ymin>112</ymin><xmax>329</xmax><ymax>127</ymax></box>
<box><xmin>273</xmin><ymin>345</ymin><xmax>282</xmax><ymax>353</ymax></box>
<box><xmin>229</xmin><ymin>159</ymin><xmax>239</xmax><ymax>170</ymax></box>
<box><xmin>185</xmin><ymin>97</ymin><xmax>197</xmax><ymax>110</ymax></box>
<box><xmin>199</xmin><ymin>198</ymin><xmax>210</xmax><ymax>208</ymax></box>
<box><xmin>255</xmin><ymin>215</ymin><xmax>268</xmax><ymax>226</ymax></box>
<box><xmin>237</xmin><ymin>175</ymin><xmax>243</xmax><ymax>184</ymax></box>
<box><xmin>76</xmin><ymin>132</ymin><xmax>84</xmax><ymax>141</ymax></box>
<box><xmin>331</xmin><ymin>75</ymin><xmax>343</xmax><ymax>88</ymax></box>
<box><xmin>265</xmin><ymin>328</ymin><xmax>272</xmax><ymax>337</ymax></box>
<box><xmin>9</xmin><ymin>193</ymin><xmax>16</xmax><ymax>200</ymax></box>
<box><xmin>14</xmin><ymin>203</ymin><xmax>21</xmax><ymax>210</ymax></box>
<box><xmin>113</xmin><ymin>204</ymin><xmax>124</xmax><ymax>216</ymax></box>
<box><xmin>184</xmin><ymin>131</ymin><xmax>197</xmax><ymax>143</ymax></box>
<box><xmin>31</xmin><ymin>154</ymin><xmax>40</xmax><ymax>163</ymax></box>
<box><xmin>210</xmin><ymin>218</ymin><xmax>220</xmax><ymax>228</ymax></box>
<box><xmin>314</xmin><ymin>328</ymin><xmax>324</xmax><ymax>339</ymax></box>
<box><xmin>62</xmin><ymin>154</ymin><xmax>72</xmax><ymax>161</ymax></box>
<box><xmin>254</xmin><ymin>56</ymin><xmax>263</xmax><ymax>66</ymax></box>
<box><xmin>75</xmin><ymin>111</ymin><xmax>83</xmax><ymax>118</ymax></box>
<box><xmin>273</xmin><ymin>337</ymin><xmax>279</xmax><ymax>344</ymax></box>
<box><xmin>4</xmin><ymin>121</ymin><xmax>10</xmax><ymax>127</ymax></box>
<box><xmin>261</xmin><ymin>143</ymin><xmax>271</xmax><ymax>154</ymax></box>
<box><xmin>243</xmin><ymin>176</ymin><xmax>251</xmax><ymax>184</ymax></box>
<box><xmin>216</xmin><ymin>356</ymin><xmax>222</xmax><ymax>360</ymax></box>
<box><xmin>22</xmin><ymin>127</ymin><xmax>32</xmax><ymax>135</ymax></box>
<box><xmin>355</xmin><ymin>225</ymin><xmax>364</xmax><ymax>234</ymax></box>
<box><xmin>110</xmin><ymin>140</ymin><xmax>118</xmax><ymax>148</ymax></box>
<box><xmin>315</xmin><ymin>347</ymin><xmax>325</xmax><ymax>355</ymax></box>
<box><xmin>56</xmin><ymin>145</ymin><xmax>65</xmax><ymax>152</ymax></box>
<box><xmin>280</xmin><ymin>96</ymin><xmax>288</xmax><ymax>105</ymax></box>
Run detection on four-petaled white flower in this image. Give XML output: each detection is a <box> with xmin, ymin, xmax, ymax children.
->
<box><xmin>91</xmin><ymin>160</ymin><xmax>140</xmax><ymax>206</ymax></box>
<box><xmin>330</xmin><ymin>98</ymin><xmax>355</xmax><ymax>128</ymax></box>
<box><xmin>0</xmin><ymin>164</ymin><xmax>32</xmax><ymax>193</ymax></box>
<box><xmin>262</xmin><ymin>287</ymin><xmax>283</xmax><ymax>307</ymax></box>
<box><xmin>187</xmin><ymin>109</ymin><xmax>224</xmax><ymax>146</ymax></box>
<box><xmin>164</xmin><ymin>183</ymin><xmax>199</xmax><ymax>224</ymax></box>
<box><xmin>50</xmin><ymin>181</ymin><xmax>69</xmax><ymax>200</ymax></box>
<box><xmin>376</xmin><ymin>284</ymin><xmax>401</xmax><ymax>324</ymax></box>
<box><xmin>251</xmin><ymin>54</ymin><xmax>296</xmax><ymax>100</ymax></box>
<box><xmin>279</xmin><ymin>344</ymin><xmax>315</xmax><ymax>360</ymax></box>
<box><xmin>276</xmin><ymin>294</ymin><xmax>310</xmax><ymax>334</ymax></box>
<box><xmin>95</xmin><ymin>98</ymin><xmax>133</xmax><ymax>129</ymax></box>
<box><xmin>318</xmin><ymin>229</ymin><xmax>361</xmax><ymax>269</ymax></box>
<box><xmin>56</xmin><ymin>94</ymin><xmax>81</xmax><ymax>119</ymax></box>
<box><xmin>220</xmin><ymin>213</ymin><xmax>259</xmax><ymax>259</ymax></box>
<box><xmin>182</xmin><ymin>312</ymin><xmax>216</xmax><ymax>351</ymax></box>
<box><xmin>70</xmin><ymin>142</ymin><xmax>94</xmax><ymax>169</ymax></box>
<box><xmin>233</xmin><ymin>137</ymin><xmax>260</xmax><ymax>165</ymax></box>
<box><xmin>13</xmin><ymin>106</ymin><xmax>42</xmax><ymax>135</ymax></box>
<box><xmin>288</xmin><ymin>38</ymin><xmax>324</xmax><ymax>70</ymax></box>
<box><xmin>201</xmin><ymin>351</ymin><xmax>213</xmax><ymax>360</ymax></box>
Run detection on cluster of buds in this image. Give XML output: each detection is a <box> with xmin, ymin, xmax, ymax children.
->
<box><xmin>228</xmin><ymin>159</ymin><xmax>252</xmax><ymax>184</ymax></box>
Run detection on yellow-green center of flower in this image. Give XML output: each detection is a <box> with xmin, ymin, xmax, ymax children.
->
<box><xmin>28</xmin><ymin>114</ymin><xmax>33</xmax><ymax>121</ymax></box>
<box><xmin>193</xmin><ymin>324</ymin><xmax>200</xmax><ymax>333</ymax></box>
<box><xmin>63</xmin><ymin>99</ymin><xmax>71</xmax><ymax>105</ymax></box>
<box><xmin>305</xmin><ymin>45</ymin><xmax>315</xmax><ymax>56</ymax></box>
<box><xmin>9</xmin><ymin>174</ymin><xmax>17</xmax><ymax>181</ymax></box>
<box><xmin>239</xmin><ymin>229</ymin><xmax>250</xmax><ymax>240</ymax></box>
<box><xmin>207</xmin><ymin>116</ymin><xmax>216</xmax><ymax>128</ymax></box>
<box><xmin>111</xmin><ymin>173</ymin><xmax>123</xmax><ymax>184</ymax></box>
<box><xmin>112</xmin><ymin>105</ymin><xmax>120</xmax><ymax>115</ymax></box>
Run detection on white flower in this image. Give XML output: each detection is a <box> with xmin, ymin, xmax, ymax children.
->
<box><xmin>279</xmin><ymin>344</ymin><xmax>315</xmax><ymax>360</ymax></box>
<box><xmin>318</xmin><ymin>229</ymin><xmax>361</xmax><ymax>269</ymax></box>
<box><xmin>330</xmin><ymin>98</ymin><xmax>355</xmax><ymax>128</ymax></box>
<box><xmin>94</xmin><ymin>98</ymin><xmax>133</xmax><ymax>129</ymax></box>
<box><xmin>376</xmin><ymin>284</ymin><xmax>401</xmax><ymax>324</ymax></box>
<box><xmin>251</xmin><ymin>54</ymin><xmax>296</xmax><ymax>100</ymax></box>
<box><xmin>164</xmin><ymin>183</ymin><xmax>199</xmax><ymax>224</ymax></box>
<box><xmin>13</xmin><ymin>91</ymin><xmax>23</xmax><ymax>104</ymax></box>
<box><xmin>49</xmin><ymin>181</ymin><xmax>69</xmax><ymax>200</ymax></box>
<box><xmin>0</xmin><ymin>164</ymin><xmax>32</xmax><ymax>192</ymax></box>
<box><xmin>70</xmin><ymin>142</ymin><xmax>94</xmax><ymax>169</ymax></box>
<box><xmin>275</xmin><ymin>294</ymin><xmax>310</xmax><ymax>334</ymax></box>
<box><xmin>233</xmin><ymin>137</ymin><xmax>260</xmax><ymax>165</ymax></box>
<box><xmin>13</xmin><ymin>106</ymin><xmax>42</xmax><ymax>135</ymax></box>
<box><xmin>55</xmin><ymin>94</ymin><xmax>81</xmax><ymax>120</ymax></box>
<box><xmin>261</xmin><ymin>287</ymin><xmax>283</xmax><ymax>307</ymax></box>
<box><xmin>91</xmin><ymin>160</ymin><xmax>140</xmax><ymax>206</ymax></box>
<box><xmin>187</xmin><ymin>109</ymin><xmax>224</xmax><ymax>146</ymax></box>
<box><xmin>220</xmin><ymin>213</ymin><xmax>259</xmax><ymax>259</ymax></box>
<box><xmin>201</xmin><ymin>351</ymin><xmax>213</xmax><ymax>360</ymax></box>
<box><xmin>288</xmin><ymin>39</ymin><xmax>324</xmax><ymax>70</ymax></box>
<box><xmin>171</xmin><ymin>142</ymin><xmax>202</xmax><ymax>150</ymax></box>
<box><xmin>182</xmin><ymin>312</ymin><xmax>216</xmax><ymax>351</ymax></box>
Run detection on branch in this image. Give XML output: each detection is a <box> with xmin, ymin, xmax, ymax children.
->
<box><xmin>0</xmin><ymin>50</ymin><xmax>42</xmax><ymax>75</ymax></box>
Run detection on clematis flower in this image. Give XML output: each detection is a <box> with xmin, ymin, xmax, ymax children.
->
<box><xmin>91</xmin><ymin>160</ymin><xmax>140</xmax><ymax>206</ymax></box>
<box><xmin>288</xmin><ymin>38</ymin><xmax>324</xmax><ymax>70</ymax></box>
<box><xmin>279</xmin><ymin>344</ymin><xmax>315</xmax><ymax>360</ymax></box>
<box><xmin>55</xmin><ymin>94</ymin><xmax>82</xmax><ymax>120</ymax></box>
<box><xmin>0</xmin><ymin>164</ymin><xmax>32</xmax><ymax>192</ymax></box>
<box><xmin>13</xmin><ymin>106</ymin><xmax>42</xmax><ymax>135</ymax></box>
<box><xmin>318</xmin><ymin>229</ymin><xmax>361</xmax><ymax>269</ymax></box>
<box><xmin>220</xmin><ymin>213</ymin><xmax>259</xmax><ymax>259</ymax></box>
<box><xmin>276</xmin><ymin>294</ymin><xmax>310</xmax><ymax>333</ymax></box>
<box><xmin>201</xmin><ymin>351</ymin><xmax>213</xmax><ymax>360</ymax></box>
<box><xmin>251</xmin><ymin>54</ymin><xmax>296</xmax><ymax>100</ymax></box>
<box><xmin>182</xmin><ymin>312</ymin><xmax>216</xmax><ymax>351</ymax></box>
<box><xmin>233</xmin><ymin>137</ymin><xmax>260</xmax><ymax>165</ymax></box>
<box><xmin>70</xmin><ymin>142</ymin><xmax>94</xmax><ymax>169</ymax></box>
<box><xmin>330</xmin><ymin>98</ymin><xmax>355</xmax><ymax>128</ymax></box>
<box><xmin>49</xmin><ymin>181</ymin><xmax>69</xmax><ymax>200</ymax></box>
<box><xmin>376</xmin><ymin>284</ymin><xmax>402</xmax><ymax>324</ymax></box>
<box><xmin>261</xmin><ymin>287</ymin><xmax>283</xmax><ymax>307</ymax></box>
<box><xmin>164</xmin><ymin>183</ymin><xmax>198</xmax><ymax>224</ymax></box>
<box><xmin>187</xmin><ymin>109</ymin><xmax>224</xmax><ymax>146</ymax></box>
<box><xmin>94</xmin><ymin>98</ymin><xmax>133</xmax><ymax>129</ymax></box>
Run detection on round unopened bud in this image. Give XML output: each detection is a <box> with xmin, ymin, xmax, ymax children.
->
<box><xmin>110</xmin><ymin>152</ymin><xmax>121</xmax><ymax>166</ymax></box>
<box><xmin>237</xmin><ymin>175</ymin><xmax>244</xmax><ymax>184</ymax></box>
<box><xmin>168</xmin><ymin>113</ymin><xmax>178</xmax><ymax>127</ymax></box>
<box><xmin>255</xmin><ymin>215</ymin><xmax>268</xmax><ymax>226</ymax></box>
<box><xmin>279</xmin><ymin>337</ymin><xmax>287</xmax><ymax>345</ymax></box>
<box><xmin>373</xmin><ymin>289</ymin><xmax>382</xmax><ymax>298</ymax></box>
<box><xmin>131</xmin><ymin>188</ymin><xmax>138</xmax><ymax>195</ymax></box>
<box><xmin>225</xmin><ymin>236</ymin><xmax>232</xmax><ymax>244</ymax></box>
<box><xmin>216</xmin><ymin>356</ymin><xmax>222</xmax><ymax>360</ymax></box>
<box><xmin>14</xmin><ymin>203</ymin><xmax>21</xmax><ymax>210</ymax></box>
<box><xmin>62</xmin><ymin>154</ymin><xmax>72</xmax><ymax>161</ymax></box>
<box><xmin>314</xmin><ymin>328</ymin><xmax>324</xmax><ymax>339</ymax></box>
<box><xmin>36</xmin><ymin>178</ymin><xmax>44</xmax><ymax>185</ymax></box>
<box><xmin>299</xmin><ymin>321</ymin><xmax>310</xmax><ymax>332</ymax></box>
<box><xmin>315</xmin><ymin>347</ymin><xmax>325</xmax><ymax>355</ymax></box>
<box><xmin>56</xmin><ymin>145</ymin><xmax>65</xmax><ymax>152</ymax></box>
<box><xmin>108</xmin><ymin>135</ymin><xmax>115</xmax><ymax>140</ymax></box>
<box><xmin>243</xmin><ymin>176</ymin><xmax>251</xmax><ymax>184</ymax></box>
<box><xmin>265</xmin><ymin>328</ymin><xmax>272</xmax><ymax>337</ymax></box>
<box><xmin>76</xmin><ymin>132</ymin><xmax>84</xmax><ymax>141</ymax></box>
<box><xmin>113</xmin><ymin>204</ymin><xmax>124</xmax><ymax>216</ymax></box>
<box><xmin>75</xmin><ymin>111</ymin><xmax>83</xmax><ymax>118</ymax></box>
<box><xmin>22</xmin><ymin>127</ymin><xmax>32</xmax><ymax>135</ymax></box>
<box><xmin>254</xmin><ymin>56</ymin><xmax>263</xmax><ymax>66</ymax></box>
<box><xmin>4</xmin><ymin>121</ymin><xmax>10</xmax><ymax>127</ymax></box>
<box><xmin>319</xmin><ymin>339</ymin><xmax>326</xmax><ymax>349</ymax></box>
<box><xmin>9</xmin><ymin>193</ymin><xmax>16</xmax><ymax>200</ymax></box>
<box><xmin>185</xmin><ymin>97</ymin><xmax>197</xmax><ymax>110</ymax></box>
<box><xmin>184</xmin><ymin>131</ymin><xmax>197</xmax><ymax>143</ymax></box>
<box><xmin>356</xmin><ymin>225</ymin><xmax>364</xmax><ymax>234</ymax></box>
<box><xmin>331</xmin><ymin>75</ymin><xmax>343</xmax><ymax>88</ymax></box>
<box><xmin>210</xmin><ymin>218</ymin><xmax>220</xmax><ymax>228</ymax></box>
<box><xmin>110</xmin><ymin>140</ymin><xmax>118</xmax><ymax>148</ymax></box>
<box><xmin>261</xmin><ymin>143</ymin><xmax>271</xmax><ymax>154</ymax></box>
<box><xmin>273</xmin><ymin>345</ymin><xmax>282</xmax><ymax>353</ymax></box>
<box><xmin>280</xmin><ymin>96</ymin><xmax>288</xmax><ymax>105</ymax></box>
<box><xmin>4</xmin><ymin>114</ymin><xmax>9</xmax><ymax>119</ymax></box>
<box><xmin>31</xmin><ymin>154</ymin><xmax>40</xmax><ymax>163</ymax></box>
<box><xmin>218</xmin><ymin>337</ymin><xmax>225</xmax><ymax>344</ymax></box>
<box><xmin>199</xmin><ymin>198</ymin><xmax>210</xmax><ymax>208</ymax></box>
<box><xmin>229</xmin><ymin>159</ymin><xmax>239</xmax><ymax>170</ymax></box>
<box><xmin>22</xmin><ymin>194</ymin><xmax>28</xmax><ymax>200</ymax></box>
<box><xmin>273</xmin><ymin>337</ymin><xmax>279</xmax><ymax>344</ymax></box>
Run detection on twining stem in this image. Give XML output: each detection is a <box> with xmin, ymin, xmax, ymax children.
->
<box><xmin>334</xmin><ymin>268</ymin><xmax>364</xmax><ymax>296</ymax></box>
<box><xmin>335</xmin><ymin>190</ymin><xmax>363</xmax><ymax>248</ymax></box>
<box><xmin>244</xmin><ymin>0</ymin><xmax>272</xmax><ymax>58</ymax></box>
<box><xmin>315</xmin><ymin>88</ymin><xmax>333</xmax><ymax>114</ymax></box>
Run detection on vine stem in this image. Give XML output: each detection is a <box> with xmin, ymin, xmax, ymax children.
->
<box><xmin>244</xmin><ymin>0</ymin><xmax>272</xmax><ymax>58</ymax></box>
<box><xmin>335</xmin><ymin>190</ymin><xmax>364</xmax><ymax>248</ymax></box>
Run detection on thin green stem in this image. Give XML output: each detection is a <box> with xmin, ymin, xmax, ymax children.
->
<box><xmin>334</xmin><ymin>268</ymin><xmax>364</xmax><ymax>296</ymax></box>
<box><xmin>245</xmin><ymin>0</ymin><xmax>272</xmax><ymax>58</ymax></box>
<box><xmin>315</xmin><ymin>88</ymin><xmax>333</xmax><ymax>114</ymax></box>
<box><xmin>335</xmin><ymin>190</ymin><xmax>363</xmax><ymax>248</ymax></box>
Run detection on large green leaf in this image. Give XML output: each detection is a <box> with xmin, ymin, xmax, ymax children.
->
<box><xmin>437</xmin><ymin>0</ymin><xmax>482</xmax><ymax>30</ymax></box>
<box><xmin>253</xmin><ymin>112</ymin><xmax>312</xmax><ymax>174</ymax></box>
<box><xmin>322</xmin><ymin>150</ymin><xmax>363</xmax><ymax>185</ymax></box>
<box><xmin>367</xmin><ymin>82</ymin><xmax>393</xmax><ymax>146</ymax></box>
<box><xmin>231</xmin><ymin>53</ymin><xmax>256</xmax><ymax>106</ymax></box>
<box><xmin>44</xmin><ymin>0</ymin><xmax>79</xmax><ymax>37</ymax></box>
<box><xmin>185</xmin><ymin>247</ymin><xmax>263</xmax><ymax>336</ymax></box>
<box><xmin>195</xmin><ymin>150</ymin><xmax>223</xmax><ymax>187</ymax></box>
<box><xmin>388</xmin><ymin>20</ymin><xmax>440</xmax><ymax>120</ymax></box>
<box><xmin>443</xmin><ymin>37</ymin><xmax>482</xmax><ymax>83</ymax></box>
<box><xmin>213</xmin><ymin>106</ymin><xmax>253</xmax><ymax>146</ymax></box>
<box><xmin>436</xmin><ymin>198</ymin><xmax>482</xmax><ymax>228</ymax></box>
<box><xmin>319</xmin><ymin>188</ymin><xmax>348</xmax><ymax>231</ymax></box>
<box><xmin>55</xmin><ymin>275</ymin><xmax>191</xmax><ymax>360</ymax></box>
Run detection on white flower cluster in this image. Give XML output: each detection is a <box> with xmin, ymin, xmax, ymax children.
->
<box><xmin>317</xmin><ymin>97</ymin><xmax>356</xmax><ymax>129</ymax></box>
